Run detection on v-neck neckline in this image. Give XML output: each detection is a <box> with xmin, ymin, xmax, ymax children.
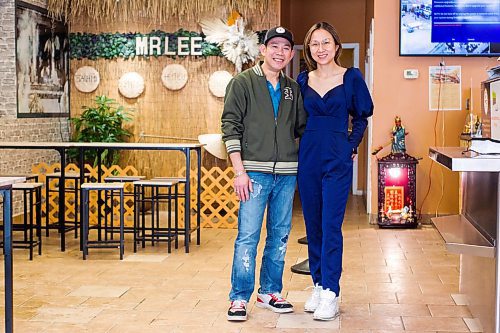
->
<box><xmin>306</xmin><ymin>68</ymin><xmax>349</xmax><ymax>99</ymax></box>
<box><xmin>308</xmin><ymin>83</ymin><xmax>344</xmax><ymax>99</ymax></box>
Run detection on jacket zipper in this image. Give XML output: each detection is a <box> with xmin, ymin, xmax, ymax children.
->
<box><xmin>269</xmin><ymin>77</ymin><xmax>281</xmax><ymax>174</ymax></box>
<box><xmin>273</xmin><ymin>81</ymin><xmax>283</xmax><ymax>174</ymax></box>
<box><xmin>273</xmin><ymin>116</ymin><xmax>278</xmax><ymax>173</ymax></box>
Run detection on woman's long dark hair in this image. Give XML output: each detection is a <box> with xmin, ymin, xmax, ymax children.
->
<box><xmin>303</xmin><ymin>21</ymin><xmax>343</xmax><ymax>71</ymax></box>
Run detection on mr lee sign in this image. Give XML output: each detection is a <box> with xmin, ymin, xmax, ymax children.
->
<box><xmin>135</xmin><ymin>36</ymin><xmax>203</xmax><ymax>56</ymax></box>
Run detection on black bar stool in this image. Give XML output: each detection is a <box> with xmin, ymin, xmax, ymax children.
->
<box><xmin>151</xmin><ymin>177</ymin><xmax>191</xmax><ymax>241</ymax></box>
<box><xmin>133</xmin><ymin>179</ymin><xmax>179</xmax><ymax>253</ymax></box>
<box><xmin>45</xmin><ymin>171</ymin><xmax>89</xmax><ymax>238</ymax></box>
<box><xmin>103</xmin><ymin>175</ymin><xmax>145</xmax><ymax>240</ymax></box>
<box><xmin>0</xmin><ymin>182</ymin><xmax>43</xmax><ymax>260</ymax></box>
<box><xmin>81</xmin><ymin>182</ymin><xmax>125</xmax><ymax>260</ymax></box>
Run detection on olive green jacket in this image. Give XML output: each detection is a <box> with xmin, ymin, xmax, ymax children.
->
<box><xmin>221</xmin><ymin>63</ymin><xmax>307</xmax><ymax>174</ymax></box>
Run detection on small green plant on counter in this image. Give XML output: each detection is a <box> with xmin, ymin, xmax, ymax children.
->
<box><xmin>70</xmin><ymin>95</ymin><xmax>133</xmax><ymax>167</ymax></box>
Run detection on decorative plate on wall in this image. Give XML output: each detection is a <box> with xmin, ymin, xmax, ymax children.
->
<box><xmin>74</xmin><ymin>66</ymin><xmax>100</xmax><ymax>93</ymax></box>
<box><xmin>208</xmin><ymin>70</ymin><xmax>233</xmax><ymax>98</ymax></box>
<box><xmin>118</xmin><ymin>72</ymin><xmax>145</xmax><ymax>98</ymax></box>
<box><xmin>161</xmin><ymin>64</ymin><xmax>188</xmax><ymax>90</ymax></box>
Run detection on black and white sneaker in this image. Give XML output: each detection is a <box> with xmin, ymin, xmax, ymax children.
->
<box><xmin>256</xmin><ymin>292</ymin><xmax>294</xmax><ymax>313</ymax></box>
<box><xmin>227</xmin><ymin>300</ymin><xmax>247</xmax><ymax>321</ymax></box>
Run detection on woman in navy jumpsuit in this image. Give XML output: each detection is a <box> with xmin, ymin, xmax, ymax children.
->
<box><xmin>297</xmin><ymin>22</ymin><xmax>373</xmax><ymax>320</ymax></box>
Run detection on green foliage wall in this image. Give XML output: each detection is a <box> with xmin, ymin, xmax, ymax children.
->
<box><xmin>70</xmin><ymin>29</ymin><xmax>267</xmax><ymax>60</ymax></box>
<box><xmin>70</xmin><ymin>29</ymin><xmax>222</xmax><ymax>59</ymax></box>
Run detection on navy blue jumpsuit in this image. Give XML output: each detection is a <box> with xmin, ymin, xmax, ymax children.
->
<box><xmin>297</xmin><ymin>68</ymin><xmax>373</xmax><ymax>296</ymax></box>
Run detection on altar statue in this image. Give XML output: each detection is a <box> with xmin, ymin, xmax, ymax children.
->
<box><xmin>391</xmin><ymin>116</ymin><xmax>406</xmax><ymax>154</ymax></box>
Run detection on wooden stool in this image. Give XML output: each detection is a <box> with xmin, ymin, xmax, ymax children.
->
<box><xmin>133</xmin><ymin>179</ymin><xmax>179</xmax><ymax>253</ymax></box>
<box><xmin>81</xmin><ymin>183</ymin><xmax>125</xmax><ymax>260</ymax></box>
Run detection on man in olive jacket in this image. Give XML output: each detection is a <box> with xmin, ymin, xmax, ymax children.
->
<box><xmin>222</xmin><ymin>26</ymin><xmax>307</xmax><ymax>321</ymax></box>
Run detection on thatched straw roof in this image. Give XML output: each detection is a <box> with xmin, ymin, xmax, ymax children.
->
<box><xmin>47</xmin><ymin>0</ymin><xmax>271</xmax><ymax>23</ymax></box>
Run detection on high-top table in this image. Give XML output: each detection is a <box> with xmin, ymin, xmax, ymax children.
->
<box><xmin>0</xmin><ymin>142</ymin><xmax>203</xmax><ymax>253</ymax></box>
<box><xmin>0</xmin><ymin>176</ymin><xmax>26</xmax><ymax>333</ymax></box>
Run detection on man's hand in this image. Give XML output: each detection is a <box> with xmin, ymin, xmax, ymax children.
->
<box><xmin>234</xmin><ymin>172</ymin><xmax>253</xmax><ymax>202</ymax></box>
<box><xmin>228</xmin><ymin>152</ymin><xmax>253</xmax><ymax>201</ymax></box>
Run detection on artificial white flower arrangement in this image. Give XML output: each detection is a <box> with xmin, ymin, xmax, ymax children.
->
<box><xmin>199</xmin><ymin>11</ymin><xmax>260</xmax><ymax>73</ymax></box>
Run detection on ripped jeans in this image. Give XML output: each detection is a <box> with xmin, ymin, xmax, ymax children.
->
<box><xmin>229</xmin><ymin>172</ymin><xmax>297</xmax><ymax>302</ymax></box>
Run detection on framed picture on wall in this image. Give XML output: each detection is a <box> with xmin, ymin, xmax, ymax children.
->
<box><xmin>15</xmin><ymin>1</ymin><xmax>69</xmax><ymax>118</ymax></box>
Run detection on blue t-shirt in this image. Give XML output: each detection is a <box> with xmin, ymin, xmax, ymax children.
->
<box><xmin>266</xmin><ymin>81</ymin><xmax>281</xmax><ymax>119</ymax></box>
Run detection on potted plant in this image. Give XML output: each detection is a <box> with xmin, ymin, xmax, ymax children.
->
<box><xmin>70</xmin><ymin>95</ymin><xmax>133</xmax><ymax>167</ymax></box>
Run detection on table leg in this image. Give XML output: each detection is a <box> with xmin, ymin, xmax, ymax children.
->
<box><xmin>184</xmin><ymin>148</ymin><xmax>190</xmax><ymax>253</ymax></box>
<box><xmin>1</xmin><ymin>187</ymin><xmax>14</xmax><ymax>333</ymax></box>
<box><xmin>196</xmin><ymin>147</ymin><xmax>201</xmax><ymax>245</ymax></box>
<box><xmin>97</xmin><ymin>149</ymin><xmax>103</xmax><ymax>241</ymax></box>
<box><xmin>59</xmin><ymin>148</ymin><xmax>66</xmax><ymax>252</ymax></box>
<box><xmin>79</xmin><ymin>148</ymin><xmax>85</xmax><ymax>251</ymax></box>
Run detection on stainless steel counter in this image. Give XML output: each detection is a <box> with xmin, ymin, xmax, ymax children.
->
<box><xmin>429</xmin><ymin>146</ymin><xmax>500</xmax><ymax>171</ymax></box>
<box><xmin>429</xmin><ymin>146</ymin><xmax>500</xmax><ymax>333</ymax></box>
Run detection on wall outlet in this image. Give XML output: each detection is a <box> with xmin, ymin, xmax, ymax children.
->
<box><xmin>404</xmin><ymin>69</ymin><xmax>419</xmax><ymax>79</ymax></box>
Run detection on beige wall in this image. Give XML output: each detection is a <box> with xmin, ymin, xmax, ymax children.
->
<box><xmin>281</xmin><ymin>0</ymin><xmax>367</xmax><ymax>67</ymax></box>
<box><xmin>371</xmin><ymin>0</ymin><xmax>497</xmax><ymax>215</ymax></box>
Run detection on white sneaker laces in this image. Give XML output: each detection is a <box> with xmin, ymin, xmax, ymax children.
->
<box><xmin>231</xmin><ymin>300</ymin><xmax>247</xmax><ymax>309</ymax></box>
<box><xmin>270</xmin><ymin>292</ymin><xmax>286</xmax><ymax>302</ymax></box>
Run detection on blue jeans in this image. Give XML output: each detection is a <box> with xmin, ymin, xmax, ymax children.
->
<box><xmin>229</xmin><ymin>172</ymin><xmax>297</xmax><ymax>302</ymax></box>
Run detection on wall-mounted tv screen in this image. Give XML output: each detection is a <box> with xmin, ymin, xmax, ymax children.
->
<box><xmin>400</xmin><ymin>0</ymin><xmax>500</xmax><ymax>57</ymax></box>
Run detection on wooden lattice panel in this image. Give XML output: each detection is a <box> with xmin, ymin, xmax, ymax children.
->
<box><xmin>32</xmin><ymin>163</ymin><xmax>240</xmax><ymax>229</ymax></box>
<box><xmin>178</xmin><ymin>167</ymin><xmax>238</xmax><ymax>229</ymax></box>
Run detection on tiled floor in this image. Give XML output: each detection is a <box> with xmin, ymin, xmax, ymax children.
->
<box><xmin>0</xmin><ymin>195</ymin><xmax>477</xmax><ymax>332</ymax></box>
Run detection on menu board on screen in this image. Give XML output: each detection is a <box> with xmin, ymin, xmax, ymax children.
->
<box><xmin>400</xmin><ymin>0</ymin><xmax>500</xmax><ymax>56</ymax></box>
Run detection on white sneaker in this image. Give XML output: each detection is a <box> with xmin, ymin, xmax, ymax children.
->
<box><xmin>227</xmin><ymin>300</ymin><xmax>247</xmax><ymax>321</ymax></box>
<box><xmin>256</xmin><ymin>292</ymin><xmax>294</xmax><ymax>313</ymax></box>
<box><xmin>313</xmin><ymin>289</ymin><xmax>339</xmax><ymax>321</ymax></box>
<box><xmin>304</xmin><ymin>283</ymin><xmax>322</xmax><ymax>313</ymax></box>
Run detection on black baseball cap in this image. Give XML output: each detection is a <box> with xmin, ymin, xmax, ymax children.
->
<box><xmin>264</xmin><ymin>26</ymin><xmax>294</xmax><ymax>47</ymax></box>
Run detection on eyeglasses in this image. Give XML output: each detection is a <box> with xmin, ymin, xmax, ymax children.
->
<box><xmin>309</xmin><ymin>39</ymin><xmax>334</xmax><ymax>50</ymax></box>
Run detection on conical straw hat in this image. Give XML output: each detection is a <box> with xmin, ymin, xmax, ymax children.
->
<box><xmin>198</xmin><ymin>134</ymin><xmax>227</xmax><ymax>160</ymax></box>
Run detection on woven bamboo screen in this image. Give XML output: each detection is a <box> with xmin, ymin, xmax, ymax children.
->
<box><xmin>69</xmin><ymin>4</ymin><xmax>278</xmax><ymax>178</ymax></box>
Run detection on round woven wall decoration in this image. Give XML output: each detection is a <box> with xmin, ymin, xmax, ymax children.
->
<box><xmin>74</xmin><ymin>66</ymin><xmax>100</xmax><ymax>93</ymax></box>
<box><xmin>161</xmin><ymin>64</ymin><xmax>188</xmax><ymax>90</ymax></box>
<box><xmin>208</xmin><ymin>71</ymin><xmax>233</xmax><ymax>98</ymax></box>
<box><xmin>118</xmin><ymin>72</ymin><xmax>145</xmax><ymax>98</ymax></box>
